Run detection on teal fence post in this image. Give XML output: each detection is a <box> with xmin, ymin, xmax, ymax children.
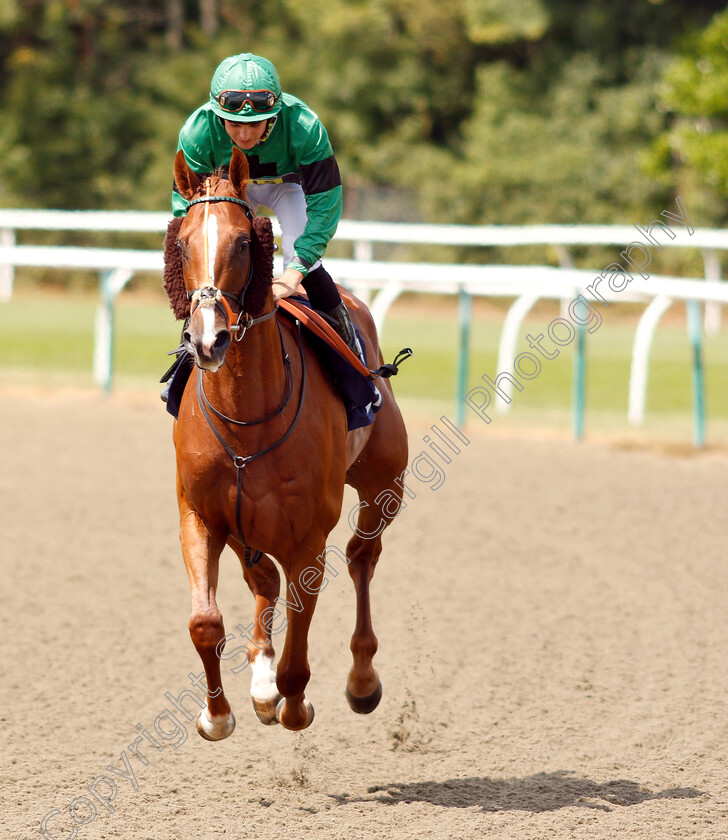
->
<box><xmin>95</xmin><ymin>270</ymin><xmax>115</xmax><ymax>396</ymax></box>
<box><xmin>93</xmin><ymin>268</ymin><xmax>134</xmax><ymax>395</ymax></box>
<box><xmin>686</xmin><ymin>300</ymin><xmax>706</xmax><ymax>448</ymax></box>
<box><xmin>572</xmin><ymin>322</ymin><xmax>586</xmax><ymax>440</ymax></box>
<box><xmin>456</xmin><ymin>288</ymin><xmax>472</xmax><ymax>427</ymax></box>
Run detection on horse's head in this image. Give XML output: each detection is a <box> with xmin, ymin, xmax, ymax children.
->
<box><xmin>172</xmin><ymin>147</ymin><xmax>272</xmax><ymax>372</ymax></box>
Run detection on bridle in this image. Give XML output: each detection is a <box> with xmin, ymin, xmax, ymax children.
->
<box><xmin>184</xmin><ymin>178</ymin><xmax>277</xmax><ymax>340</ymax></box>
<box><xmin>183</xmin><ymin>179</ymin><xmax>306</xmax><ymax>566</ymax></box>
<box><xmin>195</xmin><ymin>317</ymin><xmax>307</xmax><ymax>564</ymax></box>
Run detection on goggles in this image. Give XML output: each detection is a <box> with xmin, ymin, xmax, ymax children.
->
<box><xmin>216</xmin><ymin>89</ymin><xmax>279</xmax><ymax>113</ymax></box>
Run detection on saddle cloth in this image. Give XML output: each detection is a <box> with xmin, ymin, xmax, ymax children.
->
<box><xmin>165</xmin><ymin>296</ymin><xmax>381</xmax><ymax>430</ymax></box>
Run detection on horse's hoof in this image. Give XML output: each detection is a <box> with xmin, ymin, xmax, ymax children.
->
<box><xmin>251</xmin><ymin>694</ymin><xmax>282</xmax><ymax>726</ymax></box>
<box><xmin>275</xmin><ymin>696</ymin><xmax>315</xmax><ymax>731</ymax></box>
<box><xmin>196</xmin><ymin>709</ymin><xmax>236</xmax><ymax>741</ymax></box>
<box><xmin>346</xmin><ymin>680</ymin><xmax>383</xmax><ymax>715</ymax></box>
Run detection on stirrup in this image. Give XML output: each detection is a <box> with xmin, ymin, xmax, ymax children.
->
<box><xmin>327</xmin><ymin>302</ymin><xmax>365</xmax><ymax>364</ymax></box>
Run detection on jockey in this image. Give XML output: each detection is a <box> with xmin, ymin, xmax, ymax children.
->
<box><xmin>172</xmin><ymin>52</ymin><xmax>364</xmax><ymax>362</ymax></box>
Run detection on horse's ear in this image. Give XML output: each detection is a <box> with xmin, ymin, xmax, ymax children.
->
<box><xmin>229</xmin><ymin>146</ymin><xmax>249</xmax><ymax>198</ymax></box>
<box><xmin>173</xmin><ymin>150</ymin><xmax>202</xmax><ymax>200</ymax></box>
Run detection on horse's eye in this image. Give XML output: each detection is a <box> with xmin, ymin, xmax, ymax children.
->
<box><xmin>237</xmin><ymin>237</ymin><xmax>250</xmax><ymax>252</ymax></box>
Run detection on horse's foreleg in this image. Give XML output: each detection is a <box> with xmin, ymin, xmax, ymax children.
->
<box><xmin>178</xmin><ymin>488</ymin><xmax>235</xmax><ymax>741</ymax></box>
<box><xmin>273</xmin><ymin>553</ymin><xmax>321</xmax><ymax>731</ymax></box>
<box><xmin>231</xmin><ymin>547</ymin><xmax>283</xmax><ymax>725</ymax></box>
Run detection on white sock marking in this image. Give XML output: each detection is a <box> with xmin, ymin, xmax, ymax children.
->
<box><xmin>250</xmin><ymin>653</ymin><xmax>279</xmax><ymax>702</ymax></box>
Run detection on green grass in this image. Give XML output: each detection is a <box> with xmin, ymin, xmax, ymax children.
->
<box><xmin>2</xmin><ymin>290</ymin><xmax>728</xmax><ymax>443</ymax></box>
<box><xmin>379</xmin><ymin>302</ymin><xmax>728</xmax><ymax>442</ymax></box>
<box><xmin>0</xmin><ymin>291</ymin><xmax>180</xmax><ymax>389</ymax></box>
<box><xmin>383</xmin><ymin>311</ymin><xmax>728</xmax><ymax>408</ymax></box>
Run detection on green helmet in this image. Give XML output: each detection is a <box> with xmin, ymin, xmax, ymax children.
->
<box><xmin>209</xmin><ymin>53</ymin><xmax>282</xmax><ymax>123</ymax></box>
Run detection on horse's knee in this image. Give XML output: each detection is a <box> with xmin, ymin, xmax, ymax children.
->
<box><xmin>189</xmin><ymin>610</ymin><xmax>225</xmax><ymax>652</ymax></box>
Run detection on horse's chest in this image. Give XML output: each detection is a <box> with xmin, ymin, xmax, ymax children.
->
<box><xmin>177</xmin><ymin>440</ymin><xmax>321</xmax><ymax>510</ymax></box>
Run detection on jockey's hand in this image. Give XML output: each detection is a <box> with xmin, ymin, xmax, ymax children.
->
<box><xmin>272</xmin><ymin>268</ymin><xmax>305</xmax><ymax>301</ymax></box>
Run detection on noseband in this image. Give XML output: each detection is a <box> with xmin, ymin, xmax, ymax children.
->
<box><xmin>185</xmin><ymin>184</ymin><xmax>276</xmax><ymax>340</ymax></box>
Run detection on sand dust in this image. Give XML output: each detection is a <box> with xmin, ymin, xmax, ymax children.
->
<box><xmin>1</xmin><ymin>389</ymin><xmax>726</xmax><ymax>839</ymax></box>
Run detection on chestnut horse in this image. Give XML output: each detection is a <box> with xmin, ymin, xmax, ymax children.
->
<box><xmin>170</xmin><ymin>147</ymin><xmax>408</xmax><ymax>735</ymax></box>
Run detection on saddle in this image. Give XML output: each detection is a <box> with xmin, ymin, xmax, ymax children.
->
<box><xmin>163</xmin><ymin>297</ymin><xmax>409</xmax><ymax>430</ymax></box>
<box><xmin>161</xmin><ymin>215</ymin><xmax>410</xmax><ymax>429</ymax></box>
<box><xmin>277</xmin><ymin>296</ymin><xmax>381</xmax><ymax>429</ymax></box>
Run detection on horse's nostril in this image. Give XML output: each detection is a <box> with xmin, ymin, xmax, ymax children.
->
<box><xmin>183</xmin><ymin>331</ymin><xmax>192</xmax><ymax>345</ymax></box>
<box><xmin>213</xmin><ymin>331</ymin><xmax>231</xmax><ymax>353</ymax></box>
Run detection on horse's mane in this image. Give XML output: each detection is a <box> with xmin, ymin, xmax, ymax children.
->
<box><xmin>163</xmin><ymin>195</ymin><xmax>275</xmax><ymax>320</ymax></box>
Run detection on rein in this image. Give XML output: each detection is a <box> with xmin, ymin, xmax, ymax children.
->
<box><xmin>196</xmin><ymin>318</ymin><xmax>308</xmax><ymax>551</ymax></box>
<box><xmin>186</xmin><ymin>179</ymin><xmax>292</xmax><ymax>563</ymax></box>
<box><xmin>198</xmin><ymin>318</ymin><xmax>294</xmax><ymax>427</ymax></box>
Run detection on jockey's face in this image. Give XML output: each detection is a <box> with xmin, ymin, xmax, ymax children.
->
<box><xmin>223</xmin><ymin>118</ymin><xmax>268</xmax><ymax>150</ymax></box>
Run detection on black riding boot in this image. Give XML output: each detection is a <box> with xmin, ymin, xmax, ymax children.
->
<box><xmin>325</xmin><ymin>301</ymin><xmax>365</xmax><ymax>364</ymax></box>
<box><xmin>301</xmin><ymin>265</ymin><xmax>366</xmax><ymax>364</ymax></box>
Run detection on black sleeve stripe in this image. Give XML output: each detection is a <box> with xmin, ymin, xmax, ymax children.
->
<box><xmin>300</xmin><ymin>155</ymin><xmax>342</xmax><ymax>195</ymax></box>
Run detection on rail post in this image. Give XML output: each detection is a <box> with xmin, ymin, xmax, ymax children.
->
<box><xmin>686</xmin><ymin>300</ymin><xmax>706</xmax><ymax>448</ymax></box>
<box><xmin>572</xmin><ymin>322</ymin><xmax>586</xmax><ymax>440</ymax></box>
<box><xmin>456</xmin><ymin>287</ymin><xmax>472</xmax><ymax>427</ymax></box>
<box><xmin>93</xmin><ymin>268</ymin><xmax>133</xmax><ymax>394</ymax></box>
<box><xmin>0</xmin><ymin>227</ymin><xmax>15</xmax><ymax>301</ymax></box>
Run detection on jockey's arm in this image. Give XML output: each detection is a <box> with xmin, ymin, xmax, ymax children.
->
<box><xmin>273</xmin><ymin>267</ymin><xmax>305</xmax><ymax>300</ymax></box>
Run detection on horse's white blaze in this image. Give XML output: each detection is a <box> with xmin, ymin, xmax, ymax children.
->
<box><xmin>200</xmin><ymin>305</ymin><xmax>218</xmax><ymax>355</ymax></box>
<box><xmin>206</xmin><ymin>212</ymin><xmax>218</xmax><ymax>285</ymax></box>
<box><xmin>250</xmin><ymin>653</ymin><xmax>279</xmax><ymax>702</ymax></box>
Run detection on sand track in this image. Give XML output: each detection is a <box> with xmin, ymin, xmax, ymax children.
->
<box><xmin>2</xmin><ymin>390</ymin><xmax>726</xmax><ymax>839</ymax></box>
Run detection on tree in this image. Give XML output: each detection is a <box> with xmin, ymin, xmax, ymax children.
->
<box><xmin>648</xmin><ymin>6</ymin><xmax>728</xmax><ymax>224</ymax></box>
<box><xmin>405</xmin><ymin>0</ymin><xmax>723</xmax><ymax>225</ymax></box>
<box><xmin>0</xmin><ymin>0</ymin><xmax>724</xmax><ymax>230</ymax></box>
<box><xmin>0</xmin><ymin>0</ymin><xmax>162</xmax><ymax>208</ymax></box>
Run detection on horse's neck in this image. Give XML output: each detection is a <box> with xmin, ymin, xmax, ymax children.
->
<box><xmin>203</xmin><ymin>318</ymin><xmax>287</xmax><ymax>414</ymax></box>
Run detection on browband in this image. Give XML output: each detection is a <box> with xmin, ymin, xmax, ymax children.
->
<box><xmin>186</xmin><ymin>195</ymin><xmax>254</xmax><ymax>220</ymax></box>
